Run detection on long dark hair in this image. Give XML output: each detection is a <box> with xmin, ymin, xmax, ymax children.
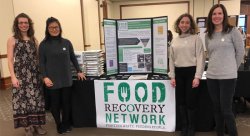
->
<box><xmin>44</xmin><ymin>17</ymin><xmax>62</xmax><ymax>40</ymax></box>
<box><xmin>206</xmin><ymin>4</ymin><xmax>233</xmax><ymax>39</ymax></box>
<box><xmin>12</xmin><ymin>13</ymin><xmax>36</xmax><ymax>42</ymax></box>
<box><xmin>174</xmin><ymin>13</ymin><xmax>198</xmax><ymax>35</ymax></box>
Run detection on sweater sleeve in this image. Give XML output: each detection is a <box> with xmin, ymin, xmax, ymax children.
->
<box><xmin>38</xmin><ymin>41</ymin><xmax>47</xmax><ymax>78</ymax></box>
<box><xmin>232</xmin><ymin>28</ymin><xmax>245</xmax><ymax>69</ymax></box>
<box><xmin>195</xmin><ymin>36</ymin><xmax>205</xmax><ymax>79</ymax></box>
<box><xmin>68</xmin><ymin>40</ymin><xmax>81</xmax><ymax>72</ymax></box>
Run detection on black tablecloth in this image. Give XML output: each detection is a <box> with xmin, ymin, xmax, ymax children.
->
<box><xmin>71</xmin><ymin>80</ymin><xmax>97</xmax><ymax>127</ymax></box>
<box><xmin>71</xmin><ymin>80</ymin><xmax>215</xmax><ymax>131</ymax></box>
<box><xmin>235</xmin><ymin>70</ymin><xmax>250</xmax><ymax>97</ymax></box>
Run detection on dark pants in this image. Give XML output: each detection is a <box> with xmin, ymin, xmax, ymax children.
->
<box><xmin>175</xmin><ymin>66</ymin><xmax>198</xmax><ymax>109</ymax></box>
<box><xmin>207</xmin><ymin>79</ymin><xmax>238</xmax><ymax>136</ymax></box>
<box><xmin>175</xmin><ymin>66</ymin><xmax>198</xmax><ymax>135</ymax></box>
<box><xmin>48</xmin><ymin>87</ymin><xmax>72</xmax><ymax>129</ymax></box>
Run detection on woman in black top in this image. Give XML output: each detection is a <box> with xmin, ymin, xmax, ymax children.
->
<box><xmin>39</xmin><ymin>17</ymin><xmax>85</xmax><ymax>134</ymax></box>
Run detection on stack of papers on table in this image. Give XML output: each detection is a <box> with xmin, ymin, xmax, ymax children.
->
<box><xmin>82</xmin><ymin>50</ymin><xmax>104</xmax><ymax>76</ymax></box>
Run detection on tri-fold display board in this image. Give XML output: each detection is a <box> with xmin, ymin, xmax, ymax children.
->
<box><xmin>104</xmin><ymin>17</ymin><xmax>168</xmax><ymax>75</ymax></box>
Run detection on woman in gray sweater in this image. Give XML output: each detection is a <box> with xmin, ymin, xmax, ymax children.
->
<box><xmin>169</xmin><ymin>13</ymin><xmax>205</xmax><ymax>136</ymax></box>
<box><xmin>205</xmin><ymin>4</ymin><xmax>244</xmax><ymax>136</ymax></box>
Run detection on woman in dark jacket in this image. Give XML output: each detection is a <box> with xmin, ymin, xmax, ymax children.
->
<box><xmin>39</xmin><ymin>17</ymin><xmax>86</xmax><ymax>134</ymax></box>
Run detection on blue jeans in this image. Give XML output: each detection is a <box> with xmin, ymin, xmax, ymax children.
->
<box><xmin>207</xmin><ymin>78</ymin><xmax>238</xmax><ymax>136</ymax></box>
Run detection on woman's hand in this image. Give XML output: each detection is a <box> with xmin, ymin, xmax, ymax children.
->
<box><xmin>43</xmin><ymin>77</ymin><xmax>53</xmax><ymax>87</ymax></box>
<box><xmin>77</xmin><ymin>72</ymin><xmax>86</xmax><ymax>80</ymax></box>
<box><xmin>170</xmin><ymin>78</ymin><xmax>176</xmax><ymax>88</ymax></box>
<box><xmin>11</xmin><ymin>76</ymin><xmax>20</xmax><ymax>88</ymax></box>
<box><xmin>192</xmin><ymin>78</ymin><xmax>200</xmax><ymax>88</ymax></box>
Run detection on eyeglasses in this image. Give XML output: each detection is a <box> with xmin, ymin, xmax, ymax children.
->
<box><xmin>48</xmin><ymin>26</ymin><xmax>60</xmax><ymax>30</ymax></box>
<box><xmin>18</xmin><ymin>22</ymin><xmax>29</xmax><ymax>25</ymax></box>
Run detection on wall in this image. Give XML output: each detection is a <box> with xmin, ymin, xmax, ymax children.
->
<box><xmin>0</xmin><ymin>0</ymin><xmax>14</xmax><ymax>79</ymax></box>
<box><xmin>109</xmin><ymin>0</ymin><xmax>192</xmax><ymax>19</ymax></box>
<box><xmin>194</xmin><ymin>0</ymin><xmax>214</xmax><ymax>19</ymax></box>
<box><xmin>82</xmin><ymin>0</ymin><xmax>101</xmax><ymax>50</ymax></box>
<box><xmin>12</xmin><ymin>0</ymin><xmax>84</xmax><ymax>51</ymax></box>
<box><xmin>220</xmin><ymin>0</ymin><xmax>241</xmax><ymax>16</ymax></box>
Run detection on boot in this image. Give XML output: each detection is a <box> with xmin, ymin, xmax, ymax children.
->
<box><xmin>179</xmin><ymin>106</ymin><xmax>188</xmax><ymax>136</ymax></box>
<box><xmin>187</xmin><ymin>109</ymin><xmax>195</xmax><ymax>136</ymax></box>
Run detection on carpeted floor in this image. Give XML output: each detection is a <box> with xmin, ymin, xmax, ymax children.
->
<box><xmin>1</xmin><ymin>89</ymin><xmax>250</xmax><ymax>136</ymax></box>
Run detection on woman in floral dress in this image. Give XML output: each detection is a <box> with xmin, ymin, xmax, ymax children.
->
<box><xmin>7</xmin><ymin>13</ymin><xmax>47</xmax><ymax>136</ymax></box>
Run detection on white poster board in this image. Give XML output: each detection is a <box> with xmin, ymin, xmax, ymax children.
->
<box><xmin>104</xmin><ymin>17</ymin><xmax>168</xmax><ymax>75</ymax></box>
<box><xmin>153</xmin><ymin>17</ymin><xmax>168</xmax><ymax>74</ymax></box>
<box><xmin>104</xmin><ymin>20</ymin><xmax>118</xmax><ymax>75</ymax></box>
<box><xmin>94</xmin><ymin>80</ymin><xmax>176</xmax><ymax>132</ymax></box>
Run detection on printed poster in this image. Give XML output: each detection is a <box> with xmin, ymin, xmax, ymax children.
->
<box><xmin>153</xmin><ymin>17</ymin><xmax>168</xmax><ymax>74</ymax></box>
<box><xmin>104</xmin><ymin>19</ymin><xmax>118</xmax><ymax>75</ymax></box>
<box><xmin>117</xmin><ymin>19</ymin><xmax>152</xmax><ymax>73</ymax></box>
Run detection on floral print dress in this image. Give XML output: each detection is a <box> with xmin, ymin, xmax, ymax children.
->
<box><xmin>12</xmin><ymin>39</ymin><xmax>46</xmax><ymax>128</ymax></box>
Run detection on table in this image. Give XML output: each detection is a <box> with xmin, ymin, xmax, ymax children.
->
<box><xmin>43</xmin><ymin>68</ymin><xmax>250</xmax><ymax>131</ymax></box>
<box><xmin>71</xmin><ymin>79</ymin><xmax>215</xmax><ymax>131</ymax></box>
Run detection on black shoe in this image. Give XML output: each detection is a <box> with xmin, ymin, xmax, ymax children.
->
<box><xmin>57</xmin><ymin>125</ymin><xmax>66</xmax><ymax>134</ymax></box>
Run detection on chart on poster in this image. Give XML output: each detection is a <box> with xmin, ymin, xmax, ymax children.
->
<box><xmin>117</xmin><ymin>19</ymin><xmax>152</xmax><ymax>74</ymax></box>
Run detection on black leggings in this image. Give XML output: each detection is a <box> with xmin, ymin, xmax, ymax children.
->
<box><xmin>175</xmin><ymin>66</ymin><xmax>198</xmax><ymax>110</ymax></box>
<box><xmin>207</xmin><ymin>78</ymin><xmax>238</xmax><ymax>136</ymax></box>
<box><xmin>48</xmin><ymin>87</ymin><xmax>72</xmax><ymax>128</ymax></box>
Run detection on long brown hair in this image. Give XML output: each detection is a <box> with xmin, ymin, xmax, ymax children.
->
<box><xmin>174</xmin><ymin>13</ymin><xmax>198</xmax><ymax>35</ymax></box>
<box><xmin>12</xmin><ymin>13</ymin><xmax>36</xmax><ymax>43</ymax></box>
<box><xmin>206</xmin><ymin>4</ymin><xmax>233</xmax><ymax>39</ymax></box>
